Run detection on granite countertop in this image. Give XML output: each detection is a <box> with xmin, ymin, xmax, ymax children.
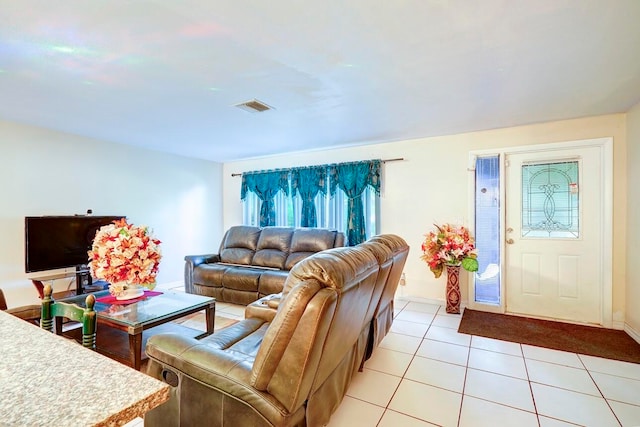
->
<box><xmin>0</xmin><ymin>310</ymin><xmax>169</xmax><ymax>426</ymax></box>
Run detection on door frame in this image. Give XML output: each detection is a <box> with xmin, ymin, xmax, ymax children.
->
<box><xmin>467</xmin><ymin>137</ymin><xmax>613</xmax><ymax>327</ymax></box>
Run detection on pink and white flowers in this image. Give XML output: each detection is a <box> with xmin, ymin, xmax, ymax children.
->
<box><xmin>88</xmin><ymin>218</ymin><xmax>161</xmax><ymax>291</ymax></box>
<box><xmin>421</xmin><ymin>223</ymin><xmax>478</xmax><ymax>278</ymax></box>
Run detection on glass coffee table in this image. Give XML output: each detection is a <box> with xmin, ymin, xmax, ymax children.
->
<box><xmin>60</xmin><ymin>290</ymin><xmax>216</xmax><ymax>370</ymax></box>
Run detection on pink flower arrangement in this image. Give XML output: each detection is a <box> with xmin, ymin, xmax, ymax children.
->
<box><xmin>88</xmin><ymin>218</ymin><xmax>162</xmax><ymax>290</ymax></box>
<box><xmin>421</xmin><ymin>223</ymin><xmax>478</xmax><ymax>278</ymax></box>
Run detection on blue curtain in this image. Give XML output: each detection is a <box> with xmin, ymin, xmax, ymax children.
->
<box><xmin>291</xmin><ymin>166</ymin><xmax>327</xmax><ymax>227</ymax></box>
<box><xmin>241</xmin><ymin>170</ymin><xmax>290</xmax><ymax>226</ymax></box>
<box><xmin>329</xmin><ymin>160</ymin><xmax>381</xmax><ymax>245</ymax></box>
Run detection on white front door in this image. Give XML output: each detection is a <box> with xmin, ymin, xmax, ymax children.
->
<box><xmin>504</xmin><ymin>145</ymin><xmax>605</xmax><ymax>324</ymax></box>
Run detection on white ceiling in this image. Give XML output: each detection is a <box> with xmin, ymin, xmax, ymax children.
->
<box><xmin>2</xmin><ymin>1</ymin><xmax>640</xmax><ymax>162</ymax></box>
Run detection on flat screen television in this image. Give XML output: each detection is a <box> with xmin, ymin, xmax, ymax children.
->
<box><xmin>25</xmin><ymin>215</ymin><xmax>124</xmax><ymax>274</ymax></box>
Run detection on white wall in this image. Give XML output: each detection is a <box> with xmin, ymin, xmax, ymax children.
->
<box><xmin>626</xmin><ymin>102</ymin><xmax>640</xmax><ymax>338</ymax></box>
<box><xmin>223</xmin><ymin>114</ymin><xmax>628</xmax><ymax>321</ymax></box>
<box><xmin>0</xmin><ymin>120</ymin><xmax>224</xmax><ymax>307</ymax></box>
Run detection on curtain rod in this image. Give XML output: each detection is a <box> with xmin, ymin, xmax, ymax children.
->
<box><xmin>230</xmin><ymin>157</ymin><xmax>404</xmax><ymax>177</ymax></box>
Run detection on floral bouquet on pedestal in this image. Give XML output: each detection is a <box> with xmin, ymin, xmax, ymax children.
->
<box><xmin>420</xmin><ymin>223</ymin><xmax>478</xmax><ymax>278</ymax></box>
<box><xmin>88</xmin><ymin>218</ymin><xmax>162</xmax><ymax>298</ymax></box>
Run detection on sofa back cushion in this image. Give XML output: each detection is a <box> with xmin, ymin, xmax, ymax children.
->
<box><xmin>369</xmin><ymin>235</ymin><xmax>409</xmax><ymax>314</ymax></box>
<box><xmin>358</xmin><ymin>240</ymin><xmax>394</xmax><ymax>326</ymax></box>
<box><xmin>284</xmin><ymin>228</ymin><xmax>344</xmax><ymax>270</ymax></box>
<box><xmin>219</xmin><ymin>226</ymin><xmax>262</xmax><ymax>265</ymax></box>
<box><xmin>252</xmin><ymin>227</ymin><xmax>294</xmax><ymax>269</ymax></box>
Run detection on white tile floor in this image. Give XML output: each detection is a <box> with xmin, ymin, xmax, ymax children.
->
<box><xmin>326</xmin><ymin>299</ymin><xmax>640</xmax><ymax>427</ymax></box>
<box><xmin>137</xmin><ymin>287</ymin><xmax>640</xmax><ymax>426</ymax></box>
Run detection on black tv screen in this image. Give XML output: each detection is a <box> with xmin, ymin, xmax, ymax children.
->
<box><xmin>25</xmin><ymin>215</ymin><xmax>124</xmax><ymax>273</ymax></box>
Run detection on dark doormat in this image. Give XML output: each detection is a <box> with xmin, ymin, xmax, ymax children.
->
<box><xmin>458</xmin><ymin>309</ymin><xmax>640</xmax><ymax>364</ymax></box>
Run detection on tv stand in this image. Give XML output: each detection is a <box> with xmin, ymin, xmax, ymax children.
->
<box><xmin>30</xmin><ymin>267</ymin><xmax>107</xmax><ymax>299</ymax></box>
<box><xmin>30</xmin><ymin>272</ymin><xmax>77</xmax><ymax>300</ymax></box>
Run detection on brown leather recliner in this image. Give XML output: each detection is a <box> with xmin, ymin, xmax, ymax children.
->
<box><xmin>144</xmin><ymin>238</ymin><xmax>403</xmax><ymax>427</ymax></box>
<box><xmin>245</xmin><ymin>234</ymin><xmax>410</xmax><ymax>369</ymax></box>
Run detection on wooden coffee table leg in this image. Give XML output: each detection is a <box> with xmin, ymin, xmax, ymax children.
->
<box><xmin>205</xmin><ymin>304</ymin><xmax>215</xmax><ymax>334</ymax></box>
<box><xmin>129</xmin><ymin>332</ymin><xmax>143</xmax><ymax>370</ymax></box>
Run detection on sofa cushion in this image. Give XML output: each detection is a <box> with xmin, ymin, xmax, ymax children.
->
<box><xmin>258</xmin><ymin>270</ymin><xmax>289</xmax><ymax>296</ymax></box>
<box><xmin>219</xmin><ymin>226</ymin><xmax>261</xmax><ymax>265</ymax></box>
<box><xmin>193</xmin><ymin>264</ymin><xmax>228</xmax><ymax>288</ymax></box>
<box><xmin>251</xmin><ymin>227</ymin><xmax>293</xmax><ymax>270</ymax></box>
<box><xmin>252</xmin><ymin>227</ymin><xmax>294</xmax><ymax>269</ymax></box>
<box><xmin>222</xmin><ymin>288</ymin><xmax>259</xmax><ymax>306</ymax></box>
<box><xmin>284</xmin><ymin>229</ymin><xmax>339</xmax><ymax>270</ymax></box>
<box><xmin>290</xmin><ymin>229</ymin><xmax>337</xmax><ymax>252</ymax></box>
<box><xmin>256</xmin><ymin>227</ymin><xmax>294</xmax><ymax>251</ymax></box>
<box><xmin>222</xmin><ymin>267</ymin><xmax>262</xmax><ymax>292</ymax></box>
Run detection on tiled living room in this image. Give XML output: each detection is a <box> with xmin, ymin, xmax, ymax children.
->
<box><xmin>2</xmin><ymin>2</ymin><xmax>640</xmax><ymax>426</ymax></box>
<box><xmin>126</xmin><ymin>284</ymin><xmax>640</xmax><ymax>426</ymax></box>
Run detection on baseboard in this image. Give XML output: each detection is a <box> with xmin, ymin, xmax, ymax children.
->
<box><xmin>396</xmin><ymin>294</ymin><xmax>468</xmax><ymax>311</ymax></box>
<box><xmin>624</xmin><ymin>323</ymin><xmax>640</xmax><ymax>345</ymax></box>
<box><xmin>611</xmin><ymin>320</ymin><xmax>625</xmax><ymax>331</ymax></box>
<box><xmin>396</xmin><ymin>294</ymin><xmax>443</xmax><ymax>306</ymax></box>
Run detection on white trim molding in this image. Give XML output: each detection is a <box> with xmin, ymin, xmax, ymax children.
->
<box><xmin>625</xmin><ymin>323</ymin><xmax>640</xmax><ymax>345</ymax></box>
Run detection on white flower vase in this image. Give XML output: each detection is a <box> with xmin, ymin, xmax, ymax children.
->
<box><xmin>110</xmin><ymin>283</ymin><xmax>145</xmax><ymax>300</ymax></box>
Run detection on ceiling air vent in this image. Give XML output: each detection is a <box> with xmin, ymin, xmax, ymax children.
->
<box><xmin>234</xmin><ymin>99</ymin><xmax>273</xmax><ymax>113</ymax></box>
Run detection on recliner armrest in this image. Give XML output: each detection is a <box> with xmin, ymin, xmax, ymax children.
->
<box><xmin>146</xmin><ymin>318</ymin><xmax>268</xmax><ymax>389</ymax></box>
<box><xmin>147</xmin><ymin>333</ymin><xmax>249</xmax><ymax>377</ymax></box>
<box><xmin>245</xmin><ymin>293</ymin><xmax>282</xmax><ymax>322</ymax></box>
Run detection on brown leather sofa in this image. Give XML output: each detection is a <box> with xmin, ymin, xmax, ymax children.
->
<box><xmin>144</xmin><ymin>235</ymin><xmax>409</xmax><ymax>427</ymax></box>
<box><xmin>184</xmin><ymin>226</ymin><xmax>345</xmax><ymax>305</ymax></box>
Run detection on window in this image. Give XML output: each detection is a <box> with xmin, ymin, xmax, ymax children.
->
<box><xmin>474</xmin><ymin>155</ymin><xmax>500</xmax><ymax>304</ymax></box>
<box><xmin>242</xmin><ymin>179</ymin><xmax>379</xmax><ymax>241</ymax></box>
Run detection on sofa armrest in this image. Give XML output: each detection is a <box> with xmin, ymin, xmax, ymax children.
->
<box><xmin>184</xmin><ymin>254</ymin><xmax>220</xmax><ymax>266</ymax></box>
<box><xmin>184</xmin><ymin>254</ymin><xmax>220</xmax><ymax>293</ymax></box>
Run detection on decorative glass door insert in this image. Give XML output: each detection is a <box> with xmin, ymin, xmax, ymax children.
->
<box><xmin>521</xmin><ymin>160</ymin><xmax>579</xmax><ymax>239</ymax></box>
